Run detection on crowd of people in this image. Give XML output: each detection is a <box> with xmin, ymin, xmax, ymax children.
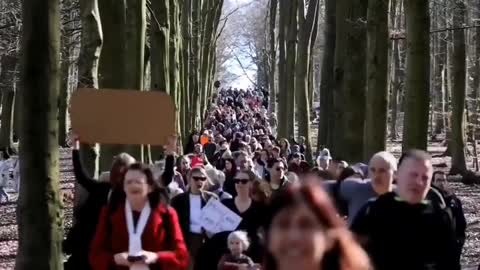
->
<box><xmin>63</xmin><ymin>86</ymin><xmax>470</xmax><ymax>270</ymax></box>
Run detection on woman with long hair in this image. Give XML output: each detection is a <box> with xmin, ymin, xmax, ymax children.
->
<box><xmin>278</xmin><ymin>138</ymin><xmax>291</xmax><ymax>158</ymax></box>
<box><xmin>263</xmin><ymin>179</ymin><xmax>371</xmax><ymax>270</ymax></box>
<box><xmin>90</xmin><ymin>163</ymin><xmax>188</xmax><ymax>270</ymax></box>
<box><xmin>222</xmin><ymin>158</ymin><xmax>238</xmax><ymax>196</ymax></box>
<box><xmin>222</xmin><ymin>170</ymin><xmax>266</xmax><ymax>262</ymax></box>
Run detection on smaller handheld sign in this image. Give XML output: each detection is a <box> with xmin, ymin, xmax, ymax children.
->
<box><xmin>199</xmin><ymin>198</ymin><xmax>242</xmax><ymax>234</ymax></box>
<box><xmin>70</xmin><ymin>89</ymin><xmax>176</xmax><ymax>146</ymax></box>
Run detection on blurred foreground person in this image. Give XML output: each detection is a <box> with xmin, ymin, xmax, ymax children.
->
<box><xmin>90</xmin><ymin>163</ymin><xmax>188</xmax><ymax>270</ymax></box>
<box><xmin>263</xmin><ymin>179</ymin><xmax>371</xmax><ymax>270</ymax></box>
<box><xmin>352</xmin><ymin>150</ymin><xmax>460</xmax><ymax>270</ymax></box>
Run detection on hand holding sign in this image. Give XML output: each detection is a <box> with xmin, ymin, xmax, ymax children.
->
<box><xmin>199</xmin><ymin>198</ymin><xmax>242</xmax><ymax>234</ymax></box>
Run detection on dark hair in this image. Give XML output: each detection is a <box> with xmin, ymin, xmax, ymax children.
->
<box><xmin>263</xmin><ymin>180</ymin><xmax>370</xmax><ymax>270</ymax></box>
<box><xmin>311</xmin><ymin>168</ymin><xmax>334</xmax><ymax>180</ymax></box>
<box><xmin>108</xmin><ymin>163</ymin><xmax>167</xmax><ymax>213</ymax></box>
<box><xmin>338</xmin><ymin>167</ymin><xmax>355</xmax><ymax>181</ymax></box>
<box><xmin>398</xmin><ymin>149</ymin><xmax>431</xmax><ymax>168</ymax></box>
<box><xmin>267</xmin><ymin>158</ymin><xmax>286</xmax><ymax>169</ymax></box>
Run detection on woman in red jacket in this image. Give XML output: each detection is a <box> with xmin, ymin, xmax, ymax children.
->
<box><xmin>90</xmin><ymin>163</ymin><xmax>189</xmax><ymax>270</ymax></box>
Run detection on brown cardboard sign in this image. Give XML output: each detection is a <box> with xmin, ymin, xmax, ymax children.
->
<box><xmin>70</xmin><ymin>88</ymin><xmax>176</xmax><ymax>146</ymax></box>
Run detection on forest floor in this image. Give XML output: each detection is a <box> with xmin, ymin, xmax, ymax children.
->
<box><xmin>0</xmin><ymin>145</ymin><xmax>479</xmax><ymax>269</ymax></box>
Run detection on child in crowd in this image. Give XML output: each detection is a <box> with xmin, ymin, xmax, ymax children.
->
<box><xmin>217</xmin><ymin>231</ymin><xmax>257</xmax><ymax>270</ymax></box>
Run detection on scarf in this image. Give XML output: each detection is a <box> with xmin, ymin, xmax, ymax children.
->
<box><xmin>125</xmin><ymin>200</ymin><xmax>151</xmax><ymax>270</ymax></box>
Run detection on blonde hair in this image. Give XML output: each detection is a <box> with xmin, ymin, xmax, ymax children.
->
<box><xmin>228</xmin><ymin>231</ymin><xmax>250</xmax><ymax>250</ymax></box>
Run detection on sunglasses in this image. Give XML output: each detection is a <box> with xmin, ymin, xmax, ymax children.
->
<box><xmin>234</xmin><ymin>178</ymin><xmax>250</xmax><ymax>185</ymax></box>
<box><xmin>192</xmin><ymin>176</ymin><xmax>207</xmax><ymax>182</ymax></box>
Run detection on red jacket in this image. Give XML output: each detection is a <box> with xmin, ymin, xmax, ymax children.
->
<box><xmin>90</xmin><ymin>204</ymin><xmax>189</xmax><ymax>270</ymax></box>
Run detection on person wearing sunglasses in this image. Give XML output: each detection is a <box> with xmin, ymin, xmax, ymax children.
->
<box><xmin>171</xmin><ymin>167</ymin><xmax>219</xmax><ymax>270</ymax></box>
<box><xmin>221</xmin><ymin>170</ymin><xmax>266</xmax><ymax>263</ymax></box>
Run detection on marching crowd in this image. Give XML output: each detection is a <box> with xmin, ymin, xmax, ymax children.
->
<box><xmin>62</xmin><ymin>86</ymin><xmax>470</xmax><ymax>270</ymax></box>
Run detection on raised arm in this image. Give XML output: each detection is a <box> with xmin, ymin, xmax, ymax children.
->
<box><xmin>72</xmin><ymin>138</ymin><xmax>98</xmax><ymax>192</ymax></box>
<box><xmin>161</xmin><ymin>135</ymin><xmax>178</xmax><ymax>187</ymax></box>
<box><xmin>161</xmin><ymin>155</ymin><xmax>175</xmax><ymax>187</ymax></box>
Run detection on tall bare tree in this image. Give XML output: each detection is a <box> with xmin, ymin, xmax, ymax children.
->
<box><xmin>295</xmin><ymin>0</ymin><xmax>319</xmax><ymax>163</ymax></box>
<box><xmin>318</xmin><ymin>0</ymin><xmax>336</xmax><ymax>149</ymax></box>
<box><xmin>334</xmin><ymin>0</ymin><xmax>368</xmax><ymax>161</ymax></box>
<box><xmin>402</xmin><ymin>0</ymin><xmax>430</xmax><ymax>151</ymax></box>
<box><xmin>364</xmin><ymin>0</ymin><xmax>389</xmax><ymax>159</ymax></box>
<box><xmin>16</xmin><ymin>0</ymin><xmax>62</xmax><ymax>269</ymax></box>
<box><xmin>451</xmin><ymin>0</ymin><xmax>467</xmax><ymax>172</ymax></box>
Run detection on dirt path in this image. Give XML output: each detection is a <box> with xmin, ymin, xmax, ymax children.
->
<box><xmin>0</xmin><ymin>147</ymin><xmax>479</xmax><ymax>269</ymax></box>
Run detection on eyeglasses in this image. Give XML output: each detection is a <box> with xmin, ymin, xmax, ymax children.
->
<box><xmin>192</xmin><ymin>176</ymin><xmax>207</xmax><ymax>182</ymax></box>
<box><xmin>234</xmin><ymin>178</ymin><xmax>250</xmax><ymax>185</ymax></box>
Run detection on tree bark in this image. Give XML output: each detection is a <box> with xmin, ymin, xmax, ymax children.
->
<box><xmin>402</xmin><ymin>0</ymin><xmax>430</xmax><ymax>151</ymax></box>
<box><xmin>318</xmin><ymin>0</ymin><xmax>336</xmax><ymax>150</ymax></box>
<box><xmin>277</xmin><ymin>0</ymin><xmax>288</xmax><ymax>138</ymax></box>
<box><xmin>58</xmin><ymin>49</ymin><xmax>69</xmax><ymax>147</ymax></box>
<box><xmin>190</xmin><ymin>0</ymin><xmax>201</xmax><ymax>131</ymax></box>
<box><xmin>389</xmin><ymin>0</ymin><xmax>401</xmax><ymax>140</ymax></box>
<box><xmin>364</xmin><ymin>0</ymin><xmax>389</xmax><ymax>160</ymax></box>
<box><xmin>285</xmin><ymin>0</ymin><xmax>297</xmax><ymax>137</ymax></box>
<box><xmin>98</xmin><ymin>0</ymin><xmax>127</xmax><ymax>171</ymax></box>
<box><xmin>123</xmin><ymin>0</ymin><xmax>146</xmax><ymax>161</ymax></box>
<box><xmin>268</xmin><ymin>0</ymin><xmax>278</xmax><ymax>113</ymax></box>
<box><xmin>296</xmin><ymin>0</ymin><xmax>319</xmax><ymax>164</ymax></box>
<box><xmin>433</xmin><ymin>0</ymin><xmax>447</xmax><ymax>136</ymax></box>
<box><xmin>16</xmin><ymin>0</ymin><xmax>62</xmax><ymax>269</ymax></box>
<box><xmin>334</xmin><ymin>0</ymin><xmax>368</xmax><ymax>162</ymax></box>
<box><xmin>0</xmin><ymin>55</ymin><xmax>17</xmax><ymax>149</ymax></box>
<box><xmin>150</xmin><ymin>0</ymin><xmax>170</xmax><ymax>92</ymax></box>
<box><xmin>450</xmin><ymin>0</ymin><xmax>467</xmax><ymax>173</ymax></box>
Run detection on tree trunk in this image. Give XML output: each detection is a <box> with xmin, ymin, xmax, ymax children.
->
<box><xmin>334</xmin><ymin>0</ymin><xmax>367</xmax><ymax>162</ymax></box>
<box><xmin>98</xmin><ymin>0</ymin><xmax>127</xmax><ymax>171</ymax></box>
<box><xmin>150</xmin><ymin>0</ymin><xmax>170</xmax><ymax>92</ymax></box>
<box><xmin>0</xmin><ymin>55</ymin><xmax>17</xmax><ymax>150</ymax></box>
<box><xmin>190</xmin><ymin>0</ymin><xmax>201</xmax><ymax>131</ymax></box>
<box><xmin>75</xmin><ymin>0</ymin><xmax>103</xmax><ymax>218</ymax></box>
<box><xmin>364</xmin><ymin>0</ymin><xmax>389</xmax><ymax>160</ymax></box>
<box><xmin>318</xmin><ymin>0</ymin><xmax>336</xmax><ymax>150</ymax></box>
<box><xmin>388</xmin><ymin>0</ymin><xmax>400</xmax><ymax>141</ymax></box>
<box><xmin>285</xmin><ymin>0</ymin><xmax>297</xmax><ymax>137</ymax></box>
<box><xmin>180</xmin><ymin>0</ymin><xmax>192</xmax><ymax>142</ymax></box>
<box><xmin>296</xmin><ymin>0</ymin><xmax>319</xmax><ymax>164</ymax></box>
<box><xmin>277</xmin><ymin>0</ymin><xmax>288</xmax><ymax>138</ymax></box>
<box><xmin>123</xmin><ymin>0</ymin><xmax>146</xmax><ymax>161</ymax></box>
<box><xmin>433</xmin><ymin>0</ymin><xmax>447</xmax><ymax>136</ymax></box>
<box><xmin>16</xmin><ymin>0</ymin><xmax>62</xmax><ymax>269</ymax></box>
<box><xmin>450</xmin><ymin>0</ymin><xmax>467</xmax><ymax>173</ymax></box>
<box><xmin>58</xmin><ymin>49</ymin><xmax>69</xmax><ymax>147</ymax></box>
<box><xmin>150</xmin><ymin>0</ymin><xmax>171</xmax><ymax>160</ymax></box>
<box><xmin>269</xmin><ymin>0</ymin><xmax>278</xmax><ymax>113</ymax></box>
<box><xmin>472</xmin><ymin>2</ymin><xmax>480</xmax><ymax>134</ymax></box>
<box><xmin>402</xmin><ymin>0</ymin><xmax>430</xmax><ymax>151</ymax></box>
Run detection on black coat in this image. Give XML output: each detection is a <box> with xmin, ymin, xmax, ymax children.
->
<box><xmin>352</xmin><ymin>192</ymin><xmax>460</xmax><ymax>270</ymax></box>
